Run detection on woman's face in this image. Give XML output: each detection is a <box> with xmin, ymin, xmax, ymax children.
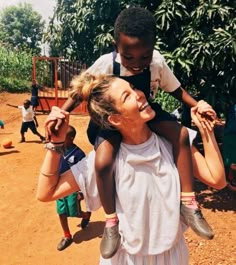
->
<box><xmin>108</xmin><ymin>78</ymin><xmax>156</xmax><ymax>126</ymax></box>
<box><xmin>117</xmin><ymin>33</ymin><xmax>154</xmax><ymax>75</ymax></box>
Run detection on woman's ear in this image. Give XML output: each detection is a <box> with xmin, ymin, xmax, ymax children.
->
<box><xmin>108</xmin><ymin>114</ymin><xmax>121</xmax><ymax>127</ymax></box>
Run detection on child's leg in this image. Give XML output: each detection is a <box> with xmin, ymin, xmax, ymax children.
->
<box><xmin>151</xmin><ymin>121</ymin><xmax>194</xmax><ymax>191</ymax></box>
<box><xmin>149</xmin><ymin>120</ymin><xmax>214</xmax><ymax>240</ymax></box>
<box><xmin>20</xmin><ymin>132</ymin><xmax>25</xmax><ymax>142</ymax></box>
<box><xmin>57</xmin><ymin>214</ymin><xmax>73</xmax><ymax>251</ymax></box>
<box><xmin>20</xmin><ymin>123</ymin><xmax>26</xmax><ymax>142</ymax></box>
<box><xmin>95</xmin><ymin>133</ymin><xmax>121</xmax><ymax>259</ymax></box>
<box><xmin>30</xmin><ymin>123</ymin><xmax>45</xmax><ymax>141</ymax></box>
<box><xmin>35</xmin><ymin>131</ymin><xmax>45</xmax><ymax>141</ymax></box>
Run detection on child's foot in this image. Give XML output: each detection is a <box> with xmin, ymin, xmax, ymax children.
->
<box><xmin>19</xmin><ymin>138</ymin><xmax>25</xmax><ymax>143</ymax></box>
<box><xmin>100</xmin><ymin>223</ymin><xmax>121</xmax><ymax>259</ymax></box>
<box><xmin>181</xmin><ymin>204</ymin><xmax>214</xmax><ymax>240</ymax></box>
<box><xmin>40</xmin><ymin>136</ymin><xmax>46</xmax><ymax>143</ymax></box>
<box><xmin>57</xmin><ymin>237</ymin><xmax>73</xmax><ymax>251</ymax></box>
<box><xmin>81</xmin><ymin>212</ymin><xmax>91</xmax><ymax>229</ymax></box>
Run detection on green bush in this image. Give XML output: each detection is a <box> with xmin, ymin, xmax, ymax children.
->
<box><xmin>0</xmin><ymin>46</ymin><xmax>32</xmax><ymax>92</ymax></box>
<box><xmin>0</xmin><ymin>76</ymin><xmax>30</xmax><ymax>93</ymax></box>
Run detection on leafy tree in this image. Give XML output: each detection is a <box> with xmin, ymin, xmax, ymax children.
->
<box><xmin>0</xmin><ymin>3</ymin><xmax>45</xmax><ymax>54</ymax></box>
<box><xmin>154</xmin><ymin>0</ymin><xmax>235</xmax><ymax>115</ymax></box>
<box><xmin>45</xmin><ymin>0</ymin><xmax>147</xmax><ymax>65</ymax></box>
<box><xmin>46</xmin><ymin>0</ymin><xmax>235</xmax><ymax>115</ymax></box>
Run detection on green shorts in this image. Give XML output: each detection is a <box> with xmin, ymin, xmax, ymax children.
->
<box><xmin>56</xmin><ymin>192</ymin><xmax>78</xmax><ymax>217</ymax></box>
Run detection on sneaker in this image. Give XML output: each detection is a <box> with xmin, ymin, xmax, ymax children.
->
<box><xmin>81</xmin><ymin>212</ymin><xmax>91</xmax><ymax>229</ymax></box>
<box><xmin>100</xmin><ymin>224</ymin><xmax>121</xmax><ymax>259</ymax></box>
<box><xmin>57</xmin><ymin>237</ymin><xmax>73</xmax><ymax>251</ymax></box>
<box><xmin>181</xmin><ymin>204</ymin><xmax>214</xmax><ymax>240</ymax></box>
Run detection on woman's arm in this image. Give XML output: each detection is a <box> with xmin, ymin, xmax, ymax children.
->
<box><xmin>191</xmin><ymin>106</ymin><xmax>226</xmax><ymax>189</ymax></box>
<box><xmin>36</xmin><ymin>107</ymin><xmax>80</xmax><ymax>202</ymax></box>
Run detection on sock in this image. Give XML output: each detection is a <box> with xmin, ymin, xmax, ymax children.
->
<box><xmin>181</xmin><ymin>192</ymin><xmax>198</xmax><ymax>209</ymax></box>
<box><xmin>105</xmin><ymin>212</ymin><xmax>118</xmax><ymax>228</ymax></box>
<box><xmin>64</xmin><ymin>231</ymin><xmax>72</xmax><ymax>239</ymax></box>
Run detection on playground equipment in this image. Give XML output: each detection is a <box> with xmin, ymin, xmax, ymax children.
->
<box><xmin>32</xmin><ymin>56</ymin><xmax>87</xmax><ymax>114</ymax></box>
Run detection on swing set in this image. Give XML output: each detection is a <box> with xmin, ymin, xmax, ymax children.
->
<box><xmin>32</xmin><ymin>56</ymin><xmax>87</xmax><ymax>114</ymax></box>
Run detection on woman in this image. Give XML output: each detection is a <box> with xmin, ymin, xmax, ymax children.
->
<box><xmin>37</xmin><ymin>74</ymin><xmax>226</xmax><ymax>264</ymax></box>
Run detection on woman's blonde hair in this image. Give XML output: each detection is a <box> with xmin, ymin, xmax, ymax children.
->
<box><xmin>70</xmin><ymin>72</ymin><xmax>119</xmax><ymax>129</ymax></box>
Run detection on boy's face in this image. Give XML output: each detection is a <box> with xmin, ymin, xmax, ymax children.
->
<box><xmin>117</xmin><ymin>33</ymin><xmax>154</xmax><ymax>75</ymax></box>
<box><xmin>23</xmin><ymin>101</ymin><xmax>30</xmax><ymax>109</ymax></box>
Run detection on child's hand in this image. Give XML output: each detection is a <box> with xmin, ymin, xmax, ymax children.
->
<box><xmin>44</xmin><ymin>106</ymin><xmax>69</xmax><ymax>142</ymax></box>
<box><xmin>196</xmin><ymin>100</ymin><xmax>217</xmax><ymax>131</ymax></box>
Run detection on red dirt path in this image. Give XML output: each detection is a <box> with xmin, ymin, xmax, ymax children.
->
<box><xmin>0</xmin><ymin>92</ymin><xmax>235</xmax><ymax>265</ymax></box>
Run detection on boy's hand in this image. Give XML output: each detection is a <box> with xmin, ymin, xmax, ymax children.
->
<box><xmin>196</xmin><ymin>100</ymin><xmax>217</xmax><ymax>131</ymax></box>
<box><xmin>44</xmin><ymin>106</ymin><xmax>69</xmax><ymax>142</ymax></box>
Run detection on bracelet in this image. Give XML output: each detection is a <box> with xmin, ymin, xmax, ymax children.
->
<box><xmin>50</xmin><ymin>141</ymin><xmax>65</xmax><ymax>145</ymax></box>
<box><xmin>45</xmin><ymin>142</ymin><xmax>65</xmax><ymax>154</ymax></box>
<box><xmin>40</xmin><ymin>170</ymin><xmax>59</xmax><ymax>177</ymax></box>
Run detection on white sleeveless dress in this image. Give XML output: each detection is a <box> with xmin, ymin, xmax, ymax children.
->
<box><xmin>71</xmin><ymin>132</ymin><xmax>193</xmax><ymax>265</ymax></box>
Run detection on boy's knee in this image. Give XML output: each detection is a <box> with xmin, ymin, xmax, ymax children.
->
<box><xmin>177</xmin><ymin>126</ymin><xmax>190</xmax><ymax>147</ymax></box>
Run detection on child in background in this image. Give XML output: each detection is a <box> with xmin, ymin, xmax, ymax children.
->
<box><xmin>31</xmin><ymin>79</ymin><xmax>43</xmax><ymax>112</ymax></box>
<box><xmin>7</xmin><ymin>100</ymin><xmax>45</xmax><ymax>143</ymax></box>
<box><xmin>56</xmin><ymin>125</ymin><xmax>91</xmax><ymax>251</ymax></box>
<box><xmin>59</xmin><ymin>7</ymin><xmax>216</xmax><ymax>258</ymax></box>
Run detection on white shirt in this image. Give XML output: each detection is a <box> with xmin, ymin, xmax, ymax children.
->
<box><xmin>87</xmin><ymin>50</ymin><xmax>181</xmax><ymax>98</ymax></box>
<box><xmin>18</xmin><ymin>106</ymin><xmax>34</xmax><ymax>122</ymax></box>
<box><xmin>71</xmin><ymin>133</ymin><xmax>182</xmax><ymax>255</ymax></box>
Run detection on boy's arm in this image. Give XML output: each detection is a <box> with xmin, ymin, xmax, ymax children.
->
<box><xmin>6</xmin><ymin>103</ymin><xmax>18</xmax><ymax>108</ymax></box>
<box><xmin>170</xmin><ymin>86</ymin><xmax>197</xmax><ymax>108</ymax></box>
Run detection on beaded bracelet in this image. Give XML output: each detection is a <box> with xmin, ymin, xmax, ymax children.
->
<box><xmin>44</xmin><ymin>142</ymin><xmax>65</xmax><ymax>154</ymax></box>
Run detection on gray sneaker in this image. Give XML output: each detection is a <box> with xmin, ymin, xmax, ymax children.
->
<box><xmin>100</xmin><ymin>224</ymin><xmax>121</xmax><ymax>259</ymax></box>
<box><xmin>181</xmin><ymin>204</ymin><xmax>214</xmax><ymax>240</ymax></box>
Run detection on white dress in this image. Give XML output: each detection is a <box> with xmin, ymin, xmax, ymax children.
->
<box><xmin>71</xmin><ymin>132</ymin><xmax>191</xmax><ymax>265</ymax></box>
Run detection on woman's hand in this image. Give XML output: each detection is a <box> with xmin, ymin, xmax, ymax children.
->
<box><xmin>196</xmin><ymin>100</ymin><xmax>217</xmax><ymax>131</ymax></box>
<box><xmin>44</xmin><ymin>106</ymin><xmax>69</xmax><ymax>143</ymax></box>
<box><xmin>191</xmin><ymin>105</ymin><xmax>212</xmax><ymax>133</ymax></box>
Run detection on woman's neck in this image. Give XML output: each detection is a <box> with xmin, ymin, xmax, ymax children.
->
<box><xmin>120</xmin><ymin>123</ymin><xmax>152</xmax><ymax>145</ymax></box>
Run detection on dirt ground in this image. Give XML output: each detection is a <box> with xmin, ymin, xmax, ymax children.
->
<box><xmin>0</xmin><ymin>92</ymin><xmax>235</xmax><ymax>265</ymax></box>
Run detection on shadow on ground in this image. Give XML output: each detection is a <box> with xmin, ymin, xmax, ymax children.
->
<box><xmin>73</xmin><ymin>221</ymin><xmax>104</xmax><ymax>244</ymax></box>
<box><xmin>195</xmin><ymin>180</ymin><xmax>236</xmax><ymax>212</ymax></box>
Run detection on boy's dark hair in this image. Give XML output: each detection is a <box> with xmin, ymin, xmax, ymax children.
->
<box><xmin>114</xmin><ymin>7</ymin><xmax>156</xmax><ymax>44</ymax></box>
<box><xmin>67</xmin><ymin>125</ymin><xmax>76</xmax><ymax>138</ymax></box>
<box><xmin>24</xmin><ymin>99</ymin><xmax>31</xmax><ymax>105</ymax></box>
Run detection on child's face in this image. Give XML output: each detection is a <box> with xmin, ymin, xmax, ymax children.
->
<box><xmin>23</xmin><ymin>101</ymin><xmax>30</xmax><ymax>109</ymax></box>
<box><xmin>117</xmin><ymin>33</ymin><xmax>154</xmax><ymax>75</ymax></box>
